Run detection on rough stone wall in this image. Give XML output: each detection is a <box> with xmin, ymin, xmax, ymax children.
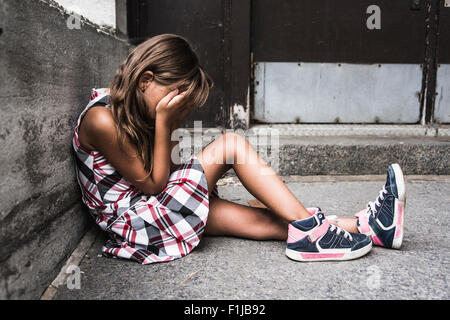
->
<box><xmin>0</xmin><ymin>0</ymin><xmax>130</xmax><ymax>299</ymax></box>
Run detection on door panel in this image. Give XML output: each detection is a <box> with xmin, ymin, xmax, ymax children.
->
<box><xmin>254</xmin><ymin>62</ymin><xmax>422</xmax><ymax>123</ymax></box>
<box><xmin>251</xmin><ymin>0</ymin><xmax>426</xmax><ymax>63</ymax></box>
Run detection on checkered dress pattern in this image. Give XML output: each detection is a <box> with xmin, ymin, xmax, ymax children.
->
<box><xmin>72</xmin><ymin>88</ymin><xmax>219</xmax><ymax>264</ymax></box>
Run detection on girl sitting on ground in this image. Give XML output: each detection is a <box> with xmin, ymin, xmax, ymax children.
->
<box><xmin>72</xmin><ymin>34</ymin><xmax>406</xmax><ymax>264</ymax></box>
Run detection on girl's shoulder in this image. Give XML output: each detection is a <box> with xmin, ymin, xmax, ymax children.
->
<box><xmin>79</xmin><ymin>104</ymin><xmax>115</xmax><ymax>153</ymax></box>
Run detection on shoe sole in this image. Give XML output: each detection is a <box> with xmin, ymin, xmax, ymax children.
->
<box><xmin>285</xmin><ymin>241</ymin><xmax>372</xmax><ymax>262</ymax></box>
<box><xmin>391</xmin><ymin>163</ymin><xmax>406</xmax><ymax>249</ymax></box>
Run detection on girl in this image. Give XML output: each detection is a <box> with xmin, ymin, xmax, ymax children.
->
<box><xmin>72</xmin><ymin>34</ymin><xmax>406</xmax><ymax>264</ymax></box>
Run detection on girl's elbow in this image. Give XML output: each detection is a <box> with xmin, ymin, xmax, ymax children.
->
<box><xmin>154</xmin><ymin>183</ymin><xmax>166</xmax><ymax>195</ymax></box>
<box><xmin>143</xmin><ymin>178</ymin><xmax>167</xmax><ymax>196</ymax></box>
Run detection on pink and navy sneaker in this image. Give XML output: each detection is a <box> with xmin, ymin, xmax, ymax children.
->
<box><xmin>355</xmin><ymin>163</ymin><xmax>406</xmax><ymax>249</ymax></box>
<box><xmin>286</xmin><ymin>208</ymin><xmax>372</xmax><ymax>262</ymax></box>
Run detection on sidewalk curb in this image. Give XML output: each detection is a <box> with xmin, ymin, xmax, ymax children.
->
<box><xmin>40</xmin><ymin>224</ymin><xmax>100</xmax><ymax>300</ymax></box>
<box><xmin>218</xmin><ymin>174</ymin><xmax>450</xmax><ymax>186</ymax></box>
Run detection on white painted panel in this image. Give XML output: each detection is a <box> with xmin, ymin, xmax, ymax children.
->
<box><xmin>254</xmin><ymin>62</ymin><xmax>422</xmax><ymax>123</ymax></box>
<box><xmin>54</xmin><ymin>0</ymin><xmax>116</xmax><ymax>28</ymax></box>
<box><xmin>435</xmin><ymin>64</ymin><xmax>450</xmax><ymax>123</ymax></box>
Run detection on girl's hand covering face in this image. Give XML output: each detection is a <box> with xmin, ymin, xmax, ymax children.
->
<box><xmin>156</xmin><ymin>89</ymin><xmax>186</xmax><ymax>125</ymax></box>
<box><xmin>155</xmin><ymin>88</ymin><xmax>191</xmax><ymax>126</ymax></box>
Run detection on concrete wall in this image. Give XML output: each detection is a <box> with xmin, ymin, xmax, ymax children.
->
<box><xmin>0</xmin><ymin>0</ymin><xmax>130</xmax><ymax>299</ymax></box>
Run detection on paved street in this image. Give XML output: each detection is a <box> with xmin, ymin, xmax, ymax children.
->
<box><xmin>54</xmin><ymin>175</ymin><xmax>450</xmax><ymax>300</ymax></box>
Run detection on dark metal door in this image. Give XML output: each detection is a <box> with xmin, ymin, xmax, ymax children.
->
<box><xmin>126</xmin><ymin>1</ymin><xmax>448</xmax><ymax>127</ymax></box>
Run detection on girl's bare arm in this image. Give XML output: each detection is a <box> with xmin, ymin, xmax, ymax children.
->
<box><xmin>82</xmin><ymin>107</ymin><xmax>170</xmax><ymax>196</ymax></box>
<box><xmin>149</xmin><ymin>112</ymin><xmax>172</xmax><ymax>192</ymax></box>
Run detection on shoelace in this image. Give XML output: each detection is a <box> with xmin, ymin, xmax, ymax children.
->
<box><xmin>329</xmin><ymin>224</ymin><xmax>353</xmax><ymax>241</ymax></box>
<box><xmin>367</xmin><ymin>185</ymin><xmax>388</xmax><ymax>217</ymax></box>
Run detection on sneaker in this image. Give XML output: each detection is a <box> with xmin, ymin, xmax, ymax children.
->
<box><xmin>355</xmin><ymin>163</ymin><xmax>406</xmax><ymax>249</ymax></box>
<box><xmin>286</xmin><ymin>208</ymin><xmax>372</xmax><ymax>262</ymax></box>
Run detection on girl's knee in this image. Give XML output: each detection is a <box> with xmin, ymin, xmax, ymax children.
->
<box><xmin>220</xmin><ymin>132</ymin><xmax>247</xmax><ymax>159</ymax></box>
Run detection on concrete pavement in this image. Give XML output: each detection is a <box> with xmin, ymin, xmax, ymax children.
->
<box><xmin>52</xmin><ymin>175</ymin><xmax>450</xmax><ymax>300</ymax></box>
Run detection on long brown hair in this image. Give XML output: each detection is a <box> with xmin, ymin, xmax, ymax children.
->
<box><xmin>108</xmin><ymin>34</ymin><xmax>214</xmax><ymax>182</ymax></box>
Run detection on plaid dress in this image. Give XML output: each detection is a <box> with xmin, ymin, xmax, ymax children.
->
<box><xmin>72</xmin><ymin>88</ymin><xmax>219</xmax><ymax>264</ymax></box>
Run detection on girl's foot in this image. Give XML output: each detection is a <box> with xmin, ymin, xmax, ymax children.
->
<box><xmin>355</xmin><ymin>163</ymin><xmax>406</xmax><ymax>249</ymax></box>
<box><xmin>286</xmin><ymin>208</ymin><xmax>372</xmax><ymax>262</ymax></box>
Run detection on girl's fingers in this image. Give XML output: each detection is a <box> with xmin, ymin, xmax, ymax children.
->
<box><xmin>168</xmin><ymin>93</ymin><xmax>188</xmax><ymax>109</ymax></box>
<box><xmin>165</xmin><ymin>89</ymin><xmax>180</xmax><ymax>102</ymax></box>
<box><xmin>157</xmin><ymin>89</ymin><xmax>179</xmax><ymax>110</ymax></box>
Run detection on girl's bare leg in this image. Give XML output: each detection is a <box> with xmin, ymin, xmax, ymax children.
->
<box><xmin>196</xmin><ymin>132</ymin><xmax>360</xmax><ymax>238</ymax></box>
<box><xmin>205</xmin><ymin>197</ymin><xmax>288</xmax><ymax>240</ymax></box>
<box><xmin>194</xmin><ymin>126</ymin><xmax>376</xmax><ymax>261</ymax></box>
<box><xmin>196</xmin><ymin>132</ymin><xmax>357</xmax><ymax>239</ymax></box>
<box><xmin>196</xmin><ymin>132</ymin><xmax>313</xmax><ymax>223</ymax></box>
